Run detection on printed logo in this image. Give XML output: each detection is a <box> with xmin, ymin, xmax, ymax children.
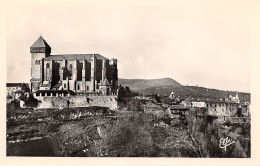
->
<box><xmin>219</xmin><ymin>137</ymin><xmax>235</xmax><ymax>151</ymax></box>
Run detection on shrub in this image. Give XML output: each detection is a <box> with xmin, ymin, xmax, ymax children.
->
<box><xmin>186</xmin><ymin>110</ymin><xmax>250</xmax><ymax>158</ymax></box>
<box><xmin>6</xmin><ymin>99</ymin><xmax>20</xmax><ymax>111</ymax></box>
<box><xmin>24</xmin><ymin>94</ymin><xmax>40</xmax><ymax>108</ymax></box>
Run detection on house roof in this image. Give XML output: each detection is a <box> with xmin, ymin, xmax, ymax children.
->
<box><xmin>204</xmin><ymin>100</ymin><xmax>225</xmax><ymax>103</ymax></box>
<box><xmin>53</xmin><ymin>82</ymin><xmax>62</xmax><ymax>88</ymax></box>
<box><xmin>33</xmin><ymin>90</ymin><xmax>70</xmax><ymax>93</ymax></box>
<box><xmin>30</xmin><ymin>78</ymin><xmax>41</xmax><ymax>81</ymax></box>
<box><xmin>6</xmin><ymin>83</ymin><xmax>22</xmax><ymax>87</ymax></box>
<box><xmin>30</xmin><ymin>36</ymin><xmax>51</xmax><ymax>48</ymax></box>
<box><xmin>14</xmin><ymin>90</ymin><xmax>25</xmax><ymax>93</ymax></box>
<box><xmin>168</xmin><ymin>105</ymin><xmax>189</xmax><ymax>110</ymax></box>
<box><xmin>225</xmin><ymin>101</ymin><xmax>239</xmax><ymax>104</ymax></box>
<box><xmin>44</xmin><ymin>54</ymin><xmax>108</xmax><ymax>61</ymax></box>
<box><xmin>40</xmin><ymin>84</ymin><xmax>50</xmax><ymax>87</ymax></box>
<box><xmin>13</xmin><ymin>90</ymin><xmax>25</xmax><ymax>93</ymax></box>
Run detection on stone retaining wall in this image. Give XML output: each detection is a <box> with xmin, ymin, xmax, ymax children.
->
<box><xmin>35</xmin><ymin>95</ymin><xmax>118</xmax><ymax>110</ymax></box>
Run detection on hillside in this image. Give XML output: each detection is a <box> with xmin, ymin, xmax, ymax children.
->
<box><xmin>139</xmin><ymin>85</ymin><xmax>250</xmax><ymax>102</ymax></box>
<box><xmin>118</xmin><ymin>78</ymin><xmax>250</xmax><ymax>103</ymax></box>
<box><xmin>118</xmin><ymin>78</ymin><xmax>182</xmax><ymax>91</ymax></box>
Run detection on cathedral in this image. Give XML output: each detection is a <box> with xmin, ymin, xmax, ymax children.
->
<box><xmin>30</xmin><ymin>36</ymin><xmax>118</xmax><ymax>96</ymax></box>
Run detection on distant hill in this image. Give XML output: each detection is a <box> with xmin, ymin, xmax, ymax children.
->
<box><xmin>139</xmin><ymin>85</ymin><xmax>250</xmax><ymax>103</ymax></box>
<box><xmin>118</xmin><ymin>78</ymin><xmax>250</xmax><ymax>103</ymax></box>
<box><xmin>118</xmin><ymin>78</ymin><xmax>182</xmax><ymax>91</ymax></box>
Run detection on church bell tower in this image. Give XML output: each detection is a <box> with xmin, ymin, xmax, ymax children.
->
<box><xmin>30</xmin><ymin>36</ymin><xmax>51</xmax><ymax>91</ymax></box>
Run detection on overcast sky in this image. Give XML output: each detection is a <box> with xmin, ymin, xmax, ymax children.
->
<box><xmin>3</xmin><ymin>0</ymin><xmax>257</xmax><ymax>92</ymax></box>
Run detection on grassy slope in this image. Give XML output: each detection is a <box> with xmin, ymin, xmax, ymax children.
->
<box><xmin>118</xmin><ymin>78</ymin><xmax>182</xmax><ymax>91</ymax></box>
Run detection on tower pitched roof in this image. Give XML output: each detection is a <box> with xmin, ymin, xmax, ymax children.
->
<box><xmin>30</xmin><ymin>36</ymin><xmax>51</xmax><ymax>48</ymax></box>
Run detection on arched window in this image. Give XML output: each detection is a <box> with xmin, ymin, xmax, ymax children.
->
<box><xmin>46</xmin><ymin>63</ymin><xmax>50</xmax><ymax>80</ymax></box>
<box><xmin>78</xmin><ymin>85</ymin><xmax>80</xmax><ymax>90</ymax></box>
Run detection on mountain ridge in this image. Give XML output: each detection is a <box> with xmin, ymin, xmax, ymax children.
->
<box><xmin>118</xmin><ymin>78</ymin><xmax>182</xmax><ymax>91</ymax></box>
<box><xmin>118</xmin><ymin>78</ymin><xmax>250</xmax><ymax>102</ymax></box>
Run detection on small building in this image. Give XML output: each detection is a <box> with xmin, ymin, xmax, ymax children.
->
<box><xmin>180</xmin><ymin>100</ymin><xmax>192</xmax><ymax>107</ymax></box>
<box><xmin>191</xmin><ymin>101</ymin><xmax>206</xmax><ymax>108</ymax></box>
<box><xmin>241</xmin><ymin>102</ymin><xmax>250</xmax><ymax>117</ymax></box>
<box><xmin>169</xmin><ymin>91</ymin><xmax>175</xmax><ymax>99</ymax></box>
<box><xmin>6</xmin><ymin>83</ymin><xmax>23</xmax><ymax>98</ymax></box>
<box><xmin>6</xmin><ymin>83</ymin><xmax>29</xmax><ymax>101</ymax></box>
<box><xmin>13</xmin><ymin>90</ymin><xmax>26</xmax><ymax>99</ymax></box>
<box><xmin>153</xmin><ymin>120</ymin><xmax>169</xmax><ymax>127</ymax></box>
<box><xmin>225</xmin><ymin>93</ymin><xmax>240</xmax><ymax>103</ymax></box>
<box><xmin>165</xmin><ymin>105</ymin><xmax>189</xmax><ymax>119</ymax></box>
<box><xmin>205</xmin><ymin>100</ymin><xmax>239</xmax><ymax>117</ymax></box>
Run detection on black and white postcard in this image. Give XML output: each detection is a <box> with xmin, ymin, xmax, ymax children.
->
<box><xmin>1</xmin><ymin>0</ymin><xmax>260</xmax><ymax>166</ymax></box>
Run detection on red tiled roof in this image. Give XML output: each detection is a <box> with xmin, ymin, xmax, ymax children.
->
<box><xmin>44</xmin><ymin>54</ymin><xmax>108</xmax><ymax>61</ymax></box>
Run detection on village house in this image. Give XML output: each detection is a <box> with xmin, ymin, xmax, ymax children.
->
<box><xmin>180</xmin><ymin>100</ymin><xmax>192</xmax><ymax>108</ymax></box>
<box><xmin>165</xmin><ymin>105</ymin><xmax>189</xmax><ymax>119</ymax></box>
<box><xmin>169</xmin><ymin>91</ymin><xmax>175</xmax><ymax>99</ymax></box>
<box><xmin>241</xmin><ymin>102</ymin><xmax>250</xmax><ymax>117</ymax></box>
<box><xmin>191</xmin><ymin>101</ymin><xmax>207</xmax><ymax>108</ymax></box>
<box><xmin>179</xmin><ymin>93</ymin><xmax>248</xmax><ymax>119</ymax></box>
<box><xmin>225</xmin><ymin>93</ymin><xmax>240</xmax><ymax>103</ymax></box>
<box><xmin>205</xmin><ymin>100</ymin><xmax>239</xmax><ymax>117</ymax></box>
<box><xmin>6</xmin><ymin>83</ymin><xmax>29</xmax><ymax>101</ymax></box>
<box><xmin>7</xmin><ymin>83</ymin><xmax>23</xmax><ymax>98</ymax></box>
<box><xmin>205</xmin><ymin>94</ymin><xmax>241</xmax><ymax>117</ymax></box>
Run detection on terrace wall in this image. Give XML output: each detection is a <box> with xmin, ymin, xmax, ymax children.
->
<box><xmin>35</xmin><ymin>95</ymin><xmax>118</xmax><ymax>110</ymax></box>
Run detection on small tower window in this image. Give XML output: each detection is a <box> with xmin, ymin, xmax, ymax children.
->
<box><xmin>69</xmin><ymin>64</ymin><xmax>73</xmax><ymax>73</ymax></box>
<box><xmin>78</xmin><ymin>85</ymin><xmax>80</xmax><ymax>90</ymax></box>
<box><xmin>35</xmin><ymin>60</ymin><xmax>40</xmax><ymax>65</ymax></box>
<box><xmin>46</xmin><ymin>63</ymin><xmax>50</xmax><ymax>81</ymax></box>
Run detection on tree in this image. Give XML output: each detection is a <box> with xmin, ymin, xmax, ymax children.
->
<box><xmin>24</xmin><ymin>94</ymin><xmax>40</xmax><ymax>108</ymax></box>
<box><xmin>124</xmin><ymin>86</ymin><xmax>130</xmax><ymax>97</ymax></box>
<box><xmin>127</xmin><ymin>99</ymin><xmax>143</xmax><ymax>112</ymax></box>
<box><xmin>6</xmin><ymin>99</ymin><xmax>20</xmax><ymax>111</ymax></box>
<box><xmin>98</xmin><ymin>113</ymin><xmax>155</xmax><ymax>157</ymax></box>
<box><xmin>21</xmin><ymin>83</ymin><xmax>30</xmax><ymax>92</ymax></box>
<box><xmin>154</xmin><ymin>93</ymin><xmax>161</xmax><ymax>103</ymax></box>
<box><xmin>117</xmin><ymin>86</ymin><xmax>126</xmax><ymax>102</ymax></box>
